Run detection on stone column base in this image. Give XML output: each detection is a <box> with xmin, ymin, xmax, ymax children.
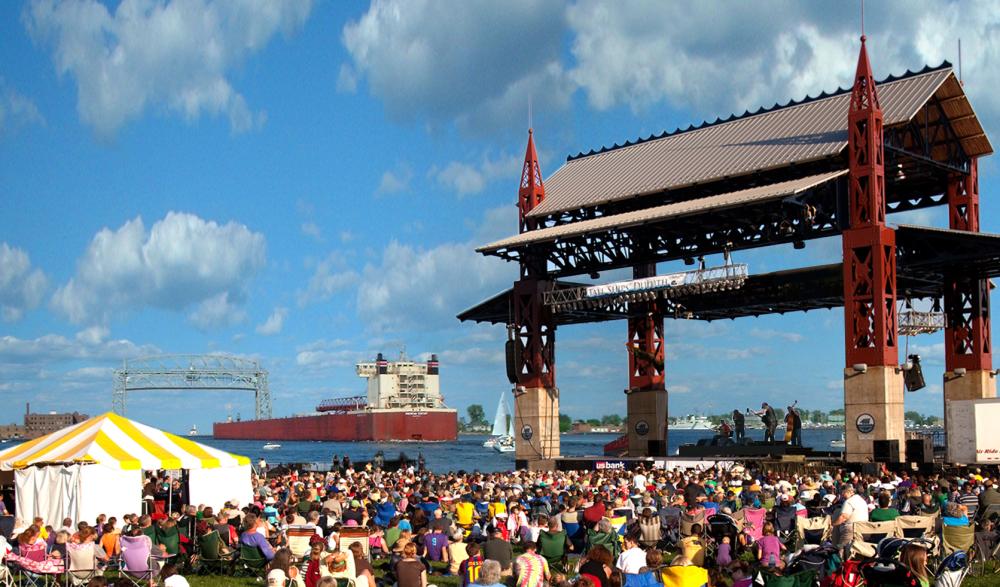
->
<box><xmin>513</xmin><ymin>387</ymin><xmax>560</xmax><ymax>461</ymax></box>
<box><xmin>943</xmin><ymin>369</ymin><xmax>997</xmax><ymax>401</ymax></box>
<box><xmin>844</xmin><ymin>365</ymin><xmax>905</xmax><ymax>463</ymax></box>
<box><xmin>627</xmin><ymin>389</ymin><xmax>668</xmax><ymax>456</ymax></box>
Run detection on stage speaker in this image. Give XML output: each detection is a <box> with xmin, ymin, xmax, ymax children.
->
<box><xmin>904</xmin><ymin>354</ymin><xmax>926</xmax><ymax>392</ymax></box>
<box><xmin>873</xmin><ymin>439</ymin><xmax>900</xmax><ymax>463</ymax></box>
<box><xmin>647</xmin><ymin>440</ymin><xmax>667</xmax><ymax>456</ymax></box>
<box><xmin>505</xmin><ymin>340</ymin><xmax>518</xmax><ymax>384</ymax></box>
<box><xmin>906</xmin><ymin>437</ymin><xmax>933</xmax><ymax>464</ymax></box>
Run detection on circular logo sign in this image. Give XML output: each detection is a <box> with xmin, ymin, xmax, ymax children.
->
<box><xmin>520</xmin><ymin>425</ymin><xmax>533</xmax><ymax>441</ymax></box>
<box><xmin>634</xmin><ymin>420</ymin><xmax>650</xmax><ymax>436</ymax></box>
<box><xmin>856</xmin><ymin>413</ymin><xmax>875</xmax><ymax>434</ymax></box>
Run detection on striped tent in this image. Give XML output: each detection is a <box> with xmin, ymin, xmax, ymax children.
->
<box><xmin>0</xmin><ymin>412</ymin><xmax>249</xmax><ymax>470</ymax></box>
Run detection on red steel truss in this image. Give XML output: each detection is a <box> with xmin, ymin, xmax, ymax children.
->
<box><xmin>627</xmin><ymin>262</ymin><xmax>665</xmax><ymax>391</ymax></box>
<box><xmin>518</xmin><ymin>129</ymin><xmax>546</xmax><ymax>233</ymax></box>
<box><xmin>512</xmin><ymin>129</ymin><xmax>556</xmax><ymax>388</ymax></box>
<box><xmin>945</xmin><ymin>158</ymin><xmax>992</xmax><ymax>370</ymax></box>
<box><xmin>842</xmin><ymin>36</ymin><xmax>898</xmax><ymax>367</ymax></box>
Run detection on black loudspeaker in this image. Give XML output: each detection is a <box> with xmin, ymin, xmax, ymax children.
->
<box><xmin>906</xmin><ymin>437</ymin><xmax>933</xmax><ymax>464</ymax></box>
<box><xmin>873</xmin><ymin>439</ymin><xmax>900</xmax><ymax>463</ymax></box>
<box><xmin>904</xmin><ymin>355</ymin><xmax>926</xmax><ymax>392</ymax></box>
<box><xmin>647</xmin><ymin>440</ymin><xmax>667</xmax><ymax>456</ymax></box>
<box><xmin>505</xmin><ymin>340</ymin><xmax>518</xmax><ymax>384</ymax></box>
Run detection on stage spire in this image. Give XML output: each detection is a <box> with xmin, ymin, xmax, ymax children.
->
<box><xmin>518</xmin><ymin>128</ymin><xmax>545</xmax><ymax>232</ymax></box>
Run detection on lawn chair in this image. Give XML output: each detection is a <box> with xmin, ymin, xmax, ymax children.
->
<box><xmin>941</xmin><ymin>524</ymin><xmax>975</xmax><ymax>558</ymax></box>
<box><xmin>338</xmin><ymin>529</ymin><xmax>371</xmax><ymax>561</ymax></box>
<box><xmin>119</xmin><ymin>534</ymin><xmax>166</xmax><ymax>587</ymax></box>
<box><xmin>537</xmin><ymin>529</ymin><xmax>568</xmax><ymax>570</ymax></box>
<box><xmin>286</xmin><ymin>525</ymin><xmax>317</xmax><ymax>559</ymax></box>
<box><xmin>850</xmin><ymin>520</ymin><xmax>900</xmax><ymax>559</ymax></box>
<box><xmin>6</xmin><ymin>542</ymin><xmax>63</xmax><ymax>587</ymax></box>
<box><xmin>237</xmin><ymin>544</ymin><xmax>268</xmax><ymax>580</ymax></box>
<box><xmin>155</xmin><ymin>525</ymin><xmax>181</xmax><ymax>558</ymax></box>
<box><xmin>65</xmin><ymin>542</ymin><xmax>99</xmax><ymax>586</ymax></box>
<box><xmin>0</xmin><ymin>537</ymin><xmax>14</xmax><ymax>587</ymax></box>
<box><xmin>679</xmin><ymin>510</ymin><xmax>706</xmax><ymax>538</ymax></box>
<box><xmin>740</xmin><ymin>507</ymin><xmax>767</xmax><ymax>542</ymax></box>
<box><xmin>895</xmin><ymin>515</ymin><xmax>939</xmax><ymax>556</ymax></box>
<box><xmin>194</xmin><ymin>531</ymin><xmax>235</xmax><ymax>575</ymax></box>
<box><xmin>796</xmin><ymin>515</ymin><xmax>831</xmax><ymax>549</ymax></box>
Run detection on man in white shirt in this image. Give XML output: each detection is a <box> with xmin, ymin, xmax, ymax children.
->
<box><xmin>832</xmin><ymin>485</ymin><xmax>869</xmax><ymax>559</ymax></box>
<box><xmin>616</xmin><ymin>534</ymin><xmax>646</xmax><ymax>574</ymax></box>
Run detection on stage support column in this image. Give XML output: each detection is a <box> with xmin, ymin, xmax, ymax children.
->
<box><xmin>510</xmin><ymin>128</ymin><xmax>560</xmax><ymax>469</ymax></box>
<box><xmin>512</xmin><ymin>277</ymin><xmax>559</xmax><ymax>466</ymax></box>
<box><xmin>943</xmin><ymin>159</ymin><xmax>995</xmax><ymax>401</ymax></box>
<box><xmin>841</xmin><ymin>35</ymin><xmax>905</xmax><ymax>463</ymax></box>
<box><xmin>626</xmin><ymin>262</ymin><xmax>668</xmax><ymax>457</ymax></box>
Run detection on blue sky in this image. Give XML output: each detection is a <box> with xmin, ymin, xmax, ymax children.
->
<box><xmin>2</xmin><ymin>0</ymin><xmax>1000</xmax><ymax>434</ymax></box>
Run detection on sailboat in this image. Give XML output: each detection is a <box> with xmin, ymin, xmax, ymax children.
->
<box><xmin>484</xmin><ymin>394</ymin><xmax>514</xmax><ymax>451</ymax></box>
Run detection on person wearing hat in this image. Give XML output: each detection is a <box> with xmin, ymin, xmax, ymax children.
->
<box><xmin>750</xmin><ymin>403</ymin><xmax>778</xmax><ymax>443</ymax></box>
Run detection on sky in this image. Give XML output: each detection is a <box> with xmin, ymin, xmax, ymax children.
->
<box><xmin>3</xmin><ymin>0</ymin><xmax>1000</xmax><ymax>434</ymax></box>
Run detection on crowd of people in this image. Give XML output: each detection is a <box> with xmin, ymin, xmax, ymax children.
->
<box><xmin>3</xmin><ymin>460</ymin><xmax>999</xmax><ymax>586</ymax></box>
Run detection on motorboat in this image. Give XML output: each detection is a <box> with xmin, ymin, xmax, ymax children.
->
<box><xmin>674</xmin><ymin>415</ymin><xmax>714</xmax><ymax>430</ymax></box>
<box><xmin>495</xmin><ymin>436</ymin><xmax>515</xmax><ymax>453</ymax></box>
<box><xmin>188</xmin><ymin>424</ymin><xmax>198</xmax><ymax>436</ymax></box>
<box><xmin>262</xmin><ymin>442</ymin><xmax>281</xmax><ymax>450</ymax></box>
<box><xmin>830</xmin><ymin>433</ymin><xmax>845</xmax><ymax>449</ymax></box>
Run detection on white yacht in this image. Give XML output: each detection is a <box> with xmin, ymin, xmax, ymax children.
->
<box><xmin>188</xmin><ymin>424</ymin><xmax>198</xmax><ymax>436</ymax></box>
<box><xmin>674</xmin><ymin>415</ymin><xmax>714</xmax><ymax>430</ymax></box>
<box><xmin>262</xmin><ymin>442</ymin><xmax>281</xmax><ymax>450</ymax></box>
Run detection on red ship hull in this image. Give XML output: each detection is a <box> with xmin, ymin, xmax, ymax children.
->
<box><xmin>212</xmin><ymin>409</ymin><xmax>457</xmax><ymax>442</ymax></box>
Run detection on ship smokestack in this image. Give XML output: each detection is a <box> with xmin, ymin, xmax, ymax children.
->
<box><xmin>427</xmin><ymin>353</ymin><xmax>439</xmax><ymax>375</ymax></box>
<box><xmin>376</xmin><ymin>352</ymin><xmax>388</xmax><ymax>375</ymax></box>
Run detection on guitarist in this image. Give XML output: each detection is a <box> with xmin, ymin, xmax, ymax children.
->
<box><xmin>750</xmin><ymin>403</ymin><xmax>777</xmax><ymax>443</ymax></box>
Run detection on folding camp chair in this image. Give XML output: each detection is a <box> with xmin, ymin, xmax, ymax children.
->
<box><xmin>119</xmin><ymin>534</ymin><xmax>167</xmax><ymax>587</ymax></box>
<box><xmin>740</xmin><ymin>507</ymin><xmax>767</xmax><ymax>542</ymax></box>
<box><xmin>286</xmin><ymin>525</ymin><xmax>317</xmax><ymax>559</ymax></box>
<box><xmin>338</xmin><ymin>529</ymin><xmax>371</xmax><ymax>561</ymax></box>
<box><xmin>679</xmin><ymin>509</ymin><xmax>706</xmax><ymax>538</ymax></box>
<box><xmin>796</xmin><ymin>515</ymin><xmax>831</xmax><ymax>549</ymax></box>
<box><xmin>155</xmin><ymin>526</ymin><xmax>181</xmax><ymax>557</ymax></box>
<box><xmin>850</xmin><ymin>520</ymin><xmax>900</xmax><ymax>559</ymax></box>
<box><xmin>6</xmin><ymin>542</ymin><xmax>64</xmax><ymax>587</ymax></box>
<box><xmin>194</xmin><ymin>531</ymin><xmax>235</xmax><ymax>575</ymax></box>
<box><xmin>941</xmin><ymin>524</ymin><xmax>975</xmax><ymax>558</ymax></box>
<box><xmin>0</xmin><ymin>538</ymin><xmax>14</xmax><ymax>587</ymax></box>
<box><xmin>237</xmin><ymin>544</ymin><xmax>268</xmax><ymax>580</ymax></box>
<box><xmin>64</xmin><ymin>542</ymin><xmax>99</xmax><ymax>586</ymax></box>
<box><xmin>895</xmin><ymin>515</ymin><xmax>939</xmax><ymax>556</ymax></box>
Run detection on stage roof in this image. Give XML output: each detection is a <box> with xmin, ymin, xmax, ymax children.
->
<box><xmin>523</xmin><ymin>64</ymin><xmax>989</xmax><ymax>220</ymax></box>
<box><xmin>480</xmin><ymin>170</ymin><xmax>846</xmax><ymax>254</ymax></box>
<box><xmin>460</xmin><ymin>226</ymin><xmax>1000</xmax><ymax>324</ymax></box>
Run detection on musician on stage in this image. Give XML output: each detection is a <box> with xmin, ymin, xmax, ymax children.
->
<box><xmin>750</xmin><ymin>402</ymin><xmax>777</xmax><ymax>442</ymax></box>
<box><xmin>785</xmin><ymin>404</ymin><xmax>802</xmax><ymax>447</ymax></box>
<box><xmin>731</xmin><ymin>409</ymin><xmax>745</xmax><ymax>443</ymax></box>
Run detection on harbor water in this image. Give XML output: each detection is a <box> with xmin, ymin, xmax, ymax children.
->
<box><xmin>195</xmin><ymin>428</ymin><xmax>849</xmax><ymax>474</ymax></box>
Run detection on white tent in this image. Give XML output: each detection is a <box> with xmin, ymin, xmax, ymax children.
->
<box><xmin>0</xmin><ymin>412</ymin><xmax>252</xmax><ymax>524</ymax></box>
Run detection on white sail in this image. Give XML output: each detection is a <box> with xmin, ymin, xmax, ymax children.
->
<box><xmin>491</xmin><ymin>395</ymin><xmax>508</xmax><ymax>436</ymax></box>
<box><xmin>506</xmin><ymin>401</ymin><xmax>515</xmax><ymax>437</ymax></box>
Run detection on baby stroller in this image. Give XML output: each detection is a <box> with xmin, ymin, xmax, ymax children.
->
<box><xmin>786</xmin><ymin>544</ymin><xmax>840</xmax><ymax>584</ymax></box>
<box><xmin>861</xmin><ymin>537</ymin><xmax>936</xmax><ymax>587</ymax></box>
<box><xmin>706</xmin><ymin>513</ymin><xmax>742</xmax><ymax>565</ymax></box>
<box><xmin>933</xmin><ymin>551</ymin><xmax>969</xmax><ymax>587</ymax></box>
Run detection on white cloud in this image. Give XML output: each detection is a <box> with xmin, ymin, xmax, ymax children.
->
<box><xmin>336</xmin><ymin>63</ymin><xmax>358</xmax><ymax>93</ymax></box>
<box><xmin>341</xmin><ymin>0</ymin><xmax>572</xmax><ymax>134</ymax></box>
<box><xmin>52</xmin><ymin>211</ymin><xmax>266</xmax><ymax>325</ymax></box>
<box><xmin>749</xmin><ymin>328</ymin><xmax>804</xmax><ymax>343</ymax></box>
<box><xmin>301</xmin><ymin>222</ymin><xmax>323</xmax><ymax>242</ymax></box>
<box><xmin>376</xmin><ymin>164</ymin><xmax>412</xmax><ymax>195</ymax></box>
<box><xmin>0</xmin><ymin>78</ymin><xmax>45</xmax><ymax>135</ymax></box>
<box><xmin>295</xmin><ymin>338</ymin><xmax>362</xmax><ymax>370</ymax></box>
<box><xmin>0</xmin><ymin>332</ymin><xmax>158</xmax><ymax>364</ymax></box>
<box><xmin>298</xmin><ymin>253</ymin><xmax>359</xmax><ymax>307</ymax></box>
<box><xmin>188</xmin><ymin>291</ymin><xmax>246</xmax><ymax>330</ymax></box>
<box><xmin>25</xmin><ymin>0</ymin><xmax>313</xmax><ymax>136</ymax></box>
<box><xmin>431</xmin><ymin>152</ymin><xmax>521</xmax><ymax>197</ymax></box>
<box><xmin>0</xmin><ymin>242</ymin><xmax>48</xmax><ymax>322</ymax></box>
<box><xmin>436</xmin><ymin>347</ymin><xmax>504</xmax><ymax>366</ymax></box>
<box><xmin>356</xmin><ymin>207</ymin><xmax>517</xmax><ymax>332</ymax></box>
<box><xmin>256</xmin><ymin>306</ymin><xmax>288</xmax><ymax>336</ymax></box>
<box><xmin>566</xmin><ymin>1</ymin><xmax>1000</xmax><ymax>132</ymax></box>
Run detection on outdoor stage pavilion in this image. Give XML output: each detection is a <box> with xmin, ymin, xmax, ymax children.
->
<box><xmin>459</xmin><ymin>35</ymin><xmax>1000</xmax><ymax>467</ymax></box>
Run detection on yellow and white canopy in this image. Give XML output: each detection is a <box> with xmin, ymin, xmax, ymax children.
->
<box><xmin>0</xmin><ymin>412</ymin><xmax>250</xmax><ymax>471</ymax></box>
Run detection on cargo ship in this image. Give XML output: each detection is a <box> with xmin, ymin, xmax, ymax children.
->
<box><xmin>212</xmin><ymin>352</ymin><xmax>457</xmax><ymax>442</ymax></box>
